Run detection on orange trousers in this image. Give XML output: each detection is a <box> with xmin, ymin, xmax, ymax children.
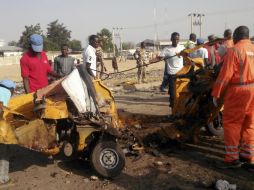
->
<box><xmin>223</xmin><ymin>85</ymin><xmax>254</xmax><ymax>163</ymax></box>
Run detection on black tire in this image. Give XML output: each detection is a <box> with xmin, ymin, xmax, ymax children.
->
<box><xmin>206</xmin><ymin>112</ymin><xmax>224</xmax><ymax>137</ymax></box>
<box><xmin>90</xmin><ymin>141</ymin><xmax>125</xmax><ymax>178</ymax></box>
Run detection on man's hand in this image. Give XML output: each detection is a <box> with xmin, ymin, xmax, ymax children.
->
<box><xmin>213</xmin><ymin>97</ymin><xmax>218</xmax><ymax>107</ymax></box>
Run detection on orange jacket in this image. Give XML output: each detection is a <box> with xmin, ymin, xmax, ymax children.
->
<box><xmin>212</xmin><ymin>39</ymin><xmax>254</xmax><ymax>98</ymax></box>
<box><xmin>224</xmin><ymin>39</ymin><xmax>234</xmax><ymax>49</ymax></box>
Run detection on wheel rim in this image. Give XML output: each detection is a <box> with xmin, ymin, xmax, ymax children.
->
<box><xmin>99</xmin><ymin>148</ymin><xmax>119</xmax><ymax>169</ymax></box>
<box><xmin>212</xmin><ymin>113</ymin><xmax>223</xmax><ymax>130</ymax></box>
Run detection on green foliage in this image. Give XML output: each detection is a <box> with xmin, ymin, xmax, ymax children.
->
<box><xmin>8</xmin><ymin>41</ymin><xmax>18</xmax><ymax>46</ymax></box>
<box><xmin>96</xmin><ymin>28</ymin><xmax>113</xmax><ymax>53</ymax></box>
<box><xmin>69</xmin><ymin>39</ymin><xmax>82</xmax><ymax>51</ymax></box>
<box><xmin>19</xmin><ymin>20</ymin><xmax>74</xmax><ymax>51</ymax></box>
<box><xmin>18</xmin><ymin>24</ymin><xmax>43</xmax><ymax>49</ymax></box>
<box><xmin>122</xmin><ymin>42</ymin><xmax>135</xmax><ymax>50</ymax></box>
<box><xmin>43</xmin><ymin>38</ymin><xmax>58</xmax><ymax>51</ymax></box>
<box><xmin>46</xmin><ymin>20</ymin><xmax>71</xmax><ymax>50</ymax></box>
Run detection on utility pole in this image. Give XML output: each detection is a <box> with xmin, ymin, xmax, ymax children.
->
<box><xmin>112</xmin><ymin>27</ymin><xmax>123</xmax><ymax>57</ymax></box>
<box><xmin>189</xmin><ymin>13</ymin><xmax>205</xmax><ymax>38</ymax></box>
<box><xmin>153</xmin><ymin>0</ymin><xmax>158</xmax><ymax>51</ymax></box>
<box><xmin>198</xmin><ymin>14</ymin><xmax>205</xmax><ymax>38</ymax></box>
<box><xmin>112</xmin><ymin>28</ymin><xmax>115</xmax><ymax>57</ymax></box>
<box><xmin>188</xmin><ymin>13</ymin><xmax>194</xmax><ymax>33</ymax></box>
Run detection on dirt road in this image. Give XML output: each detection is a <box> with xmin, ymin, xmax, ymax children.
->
<box><xmin>1</xmin><ymin>60</ymin><xmax>254</xmax><ymax>190</ymax></box>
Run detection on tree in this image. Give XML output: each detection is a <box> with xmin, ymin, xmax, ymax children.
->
<box><xmin>44</xmin><ymin>38</ymin><xmax>58</xmax><ymax>52</ymax></box>
<box><xmin>69</xmin><ymin>39</ymin><xmax>82</xmax><ymax>51</ymax></box>
<box><xmin>97</xmin><ymin>28</ymin><xmax>113</xmax><ymax>53</ymax></box>
<box><xmin>46</xmin><ymin>20</ymin><xmax>71</xmax><ymax>50</ymax></box>
<box><xmin>19</xmin><ymin>24</ymin><xmax>43</xmax><ymax>49</ymax></box>
<box><xmin>8</xmin><ymin>41</ymin><xmax>18</xmax><ymax>46</ymax></box>
<box><xmin>122</xmin><ymin>42</ymin><xmax>135</xmax><ymax>50</ymax></box>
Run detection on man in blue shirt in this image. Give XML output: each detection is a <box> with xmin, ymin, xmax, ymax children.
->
<box><xmin>0</xmin><ymin>80</ymin><xmax>16</xmax><ymax>188</ymax></box>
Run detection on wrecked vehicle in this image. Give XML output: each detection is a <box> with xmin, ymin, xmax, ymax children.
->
<box><xmin>170</xmin><ymin>55</ymin><xmax>224</xmax><ymax>140</ymax></box>
<box><xmin>0</xmin><ymin>65</ymin><xmax>125</xmax><ymax>178</ymax></box>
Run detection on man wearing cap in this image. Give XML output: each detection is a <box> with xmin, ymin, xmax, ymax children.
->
<box><xmin>0</xmin><ymin>80</ymin><xmax>16</xmax><ymax>188</ymax></box>
<box><xmin>190</xmin><ymin>38</ymin><xmax>209</xmax><ymax>67</ymax></box>
<box><xmin>20</xmin><ymin>34</ymin><xmax>60</xmax><ymax>93</ymax></box>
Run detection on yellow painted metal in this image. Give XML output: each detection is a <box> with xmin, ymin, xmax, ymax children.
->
<box><xmin>0</xmin><ymin>75</ymin><xmax>122</xmax><ymax>156</ymax></box>
<box><xmin>93</xmin><ymin>79</ymin><xmax>123</xmax><ymax>128</ymax></box>
<box><xmin>43</xmin><ymin>98</ymin><xmax>69</xmax><ymax>119</ymax></box>
<box><xmin>0</xmin><ymin>120</ymin><xmax>18</xmax><ymax>144</ymax></box>
<box><xmin>172</xmin><ymin>56</ymin><xmax>208</xmax><ymax>116</ymax></box>
<box><xmin>76</xmin><ymin>127</ymin><xmax>99</xmax><ymax>151</ymax></box>
<box><xmin>5</xmin><ymin>93</ymin><xmax>35</xmax><ymax>121</ymax></box>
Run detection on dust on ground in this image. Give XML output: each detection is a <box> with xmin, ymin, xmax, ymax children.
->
<box><xmin>1</xmin><ymin>60</ymin><xmax>254</xmax><ymax>190</ymax></box>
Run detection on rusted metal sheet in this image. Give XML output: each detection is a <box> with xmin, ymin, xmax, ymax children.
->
<box><xmin>15</xmin><ymin>119</ymin><xmax>57</xmax><ymax>151</ymax></box>
<box><xmin>93</xmin><ymin>80</ymin><xmax>123</xmax><ymax>128</ymax></box>
<box><xmin>76</xmin><ymin>126</ymin><xmax>98</xmax><ymax>151</ymax></box>
<box><xmin>0</xmin><ymin>120</ymin><xmax>18</xmax><ymax>144</ymax></box>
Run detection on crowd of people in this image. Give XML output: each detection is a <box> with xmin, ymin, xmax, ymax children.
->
<box><xmin>0</xmin><ymin>25</ymin><xmax>254</xmax><ymax>187</ymax></box>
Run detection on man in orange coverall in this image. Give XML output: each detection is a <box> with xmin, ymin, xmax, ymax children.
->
<box><xmin>212</xmin><ymin>25</ymin><xmax>254</xmax><ymax>169</ymax></box>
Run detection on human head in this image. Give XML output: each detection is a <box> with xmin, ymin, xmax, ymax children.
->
<box><xmin>29</xmin><ymin>34</ymin><xmax>43</xmax><ymax>52</ymax></box>
<box><xmin>197</xmin><ymin>38</ymin><xmax>204</xmax><ymax>45</ymax></box>
<box><xmin>89</xmin><ymin>35</ymin><xmax>99</xmax><ymax>48</ymax></box>
<box><xmin>189</xmin><ymin>33</ymin><xmax>197</xmax><ymax>42</ymax></box>
<box><xmin>141</xmin><ymin>41</ymin><xmax>146</xmax><ymax>48</ymax></box>
<box><xmin>208</xmin><ymin>34</ymin><xmax>215</xmax><ymax>42</ymax></box>
<box><xmin>224</xmin><ymin>29</ymin><xmax>232</xmax><ymax>39</ymax></box>
<box><xmin>61</xmin><ymin>44</ymin><xmax>69</xmax><ymax>56</ymax></box>
<box><xmin>0</xmin><ymin>80</ymin><xmax>16</xmax><ymax>95</ymax></box>
<box><xmin>171</xmin><ymin>32</ymin><xmax>180</xmax><ymax>47</ymax></box>
<box><xmin>233</xmin><ymin>26</ymin><xmax>249</xmax><ymax>44</ymax></box>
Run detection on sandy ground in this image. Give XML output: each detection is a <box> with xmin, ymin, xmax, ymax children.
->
<box><xmin>0</xmin><ymin>59</ymin><xmax>254</xmax><ymax>190</ymax></box>
<box><xmin>0</xmin><ymin>59</ymin><xmax>164</xmax><ymax>82</ymax></box>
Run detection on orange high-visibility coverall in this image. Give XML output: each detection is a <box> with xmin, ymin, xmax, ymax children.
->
<box><xmin>224</xmin><ymin>39</ymin><xmax>234</xmax><ymax>49</ymax></box>
<box><xmin>212</xmin><ymin>39</ymin><xmax>254</xmax><ymax>163</ymax></box>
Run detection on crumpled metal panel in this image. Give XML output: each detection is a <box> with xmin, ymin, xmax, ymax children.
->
<box><xmin>93</xmin><ymin>80</ymin><xmax>123</xmax><ymax>128</ymax></box>
<box><xmin>5</xmin><ymin>93</ymin><xmax>35</xmax><ymax>126</ymax></box>
<box><xmin>15</xmin><ymin>119</ymin><xmax>57</xmax><ymax>151</ymax></box>
<box><xmin>43</xmin><ymin>99</ymin><xmax>69</xmax><ymax>119</ymax></box>
<box><xmin>0</xmin><ymin>120</ymin><xmax>18</xmax><ymax>144</ymax></box>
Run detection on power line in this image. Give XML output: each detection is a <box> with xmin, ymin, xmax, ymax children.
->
<box><xmin>121</xmin><ymin>7</ymin><xmax>254</xmax><ymax>31</ymax></box>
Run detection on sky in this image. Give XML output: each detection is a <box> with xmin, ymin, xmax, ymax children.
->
<box><xmin>0</xmin><ymin>0</ymin><xmax>254</xmax><ymax>47</ymax></box>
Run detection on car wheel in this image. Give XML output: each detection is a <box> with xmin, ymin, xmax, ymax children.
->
<box><xmin>206</xmin><ymin>112</ymin><xmax>224</xmax><ymax>137</ymax></box>
<box><xmin>90</xmin><ymin>141</ymin><xmax>125</xmax><ymax>178</ymax></box>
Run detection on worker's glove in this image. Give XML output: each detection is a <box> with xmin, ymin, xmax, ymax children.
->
<box><xmin>213</xmin><ymin>97</ymin><xmax>218</xmax><ymax>107</ymax></box>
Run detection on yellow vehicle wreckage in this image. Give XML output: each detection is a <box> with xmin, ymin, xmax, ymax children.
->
<box><xmin>117</xmin><ymin>39</ymin><xmax>224</xmax><ymax>144</ymax></box>
<box><xmin>0</xmin><ymin>65</ymin><xmax>125</xmax><ymax>178</ymax></box>
<box><xmin>0</xmin><ymin>39</ymin><xmax>224</xmax><ymax>177</ymax></box>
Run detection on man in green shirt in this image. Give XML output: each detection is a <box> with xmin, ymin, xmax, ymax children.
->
<box><xmin>54</xmin><ymin>44</ymin><xmax>75</xmax><ymax>77</ymax></box>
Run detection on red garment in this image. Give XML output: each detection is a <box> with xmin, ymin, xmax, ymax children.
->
<box><xmin>205</xmin><ymin>44</ymin><xmax>221</xmax><ymax>65</ymax></box>
<box><xmin>20</xmin><ymin>50</ymin><xmax>51</xmax><ymax>92</ymax></box>
<box><xmin>212</xmin><ymin>39</ymin><xmax>254</xmax><ymax>163</ymax></box>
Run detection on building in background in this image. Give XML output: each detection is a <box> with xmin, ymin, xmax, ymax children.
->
<box><xmin>0</xmin><ymin>39</ymin><xmax>23</xmax><ymax>57</ymax></box>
